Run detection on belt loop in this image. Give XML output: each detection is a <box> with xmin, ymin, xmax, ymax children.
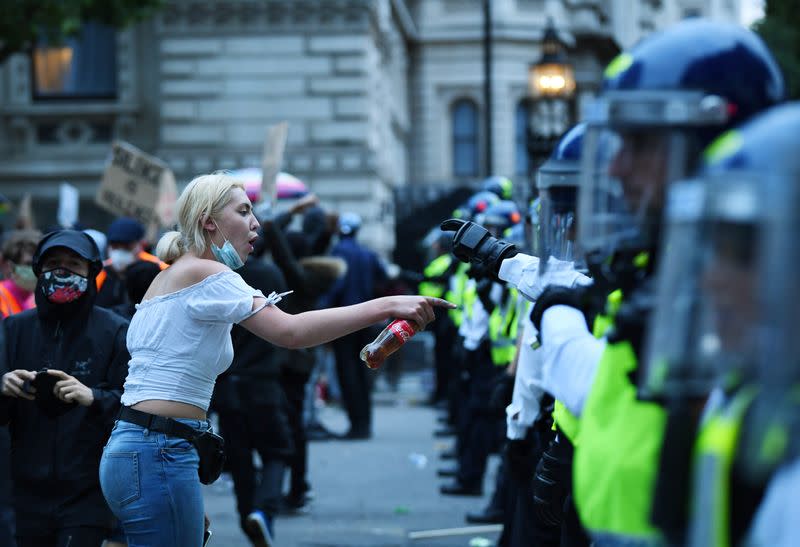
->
<box><xmin>143</xmin><ymin>410</ymin><xmax>154</xmax><ymax>436</ymax></box>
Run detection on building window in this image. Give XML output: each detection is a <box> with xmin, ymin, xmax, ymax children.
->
<box><xmin>515</xmin><ymin>100</ymin><xmax>531</xmax><ymax>176</ymax></box>
<box><xmin>32</xmin><ymin>22</ymin><xmax>117</xmax><ymax>100</ymax></box>
<box><xmin>452</xmin><ymin>99</ymin><xmax>479</xmax><ymax>177</ymax></box>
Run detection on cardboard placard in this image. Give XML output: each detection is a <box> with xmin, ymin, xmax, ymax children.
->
<box><xmin>96</xmin><ymin>141</ymin><xmax>176</xmax><ymax>227</ymax></box>
<box><xmin>57</xmin><ymin>182</ymin><xmax>80</xmax><ymax>228</ymax></box>
<box><xmin>261</xmin><ymin>122</ymin><xmax>289</xmax><ymax>207</ymax></box>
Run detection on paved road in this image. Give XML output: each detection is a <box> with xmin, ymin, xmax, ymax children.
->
<box><xmin>203</xmin><ymin>391</ymin><xmax>503</xmax><ymax>547</ymax></box>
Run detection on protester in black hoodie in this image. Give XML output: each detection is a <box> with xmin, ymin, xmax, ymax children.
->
<box><xmin>211</xmin><ymin>241</ymin><xmax>294</xmax><ymax>543</ymax></box>
<box><xmin>262</xmin><ymin>204</ymin><xmax>346</xmax><ymax>510</ymax></box>
<box><xmin>0</xmin><ymin>230</ymin><xmax>130</xmax><ymax>547</ymax></box>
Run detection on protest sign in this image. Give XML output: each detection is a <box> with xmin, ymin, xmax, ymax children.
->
<box><xmin>57</xmin><ymin>182</ymin><xmax>80</xmax><ymax>228</ymax></box>
<box><xmin>260</xmin><ymin>122</ymin><xmax>289</xmax><ymax>207</ymax></box>
<box><xmin>96</xmin><ymin>141</ymin><xmax>175</xmax><ymax>227</ymax></box>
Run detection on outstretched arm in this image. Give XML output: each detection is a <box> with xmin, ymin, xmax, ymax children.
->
<box><xmin>241</xmin><ymin>295</ymin><xmax>454</xmax><ymax>349</ymax></box>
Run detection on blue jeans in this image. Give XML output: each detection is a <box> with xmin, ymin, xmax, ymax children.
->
<box><xmin>99</xmin><ymin>419</ymin><xmax>209</xmax><ymax>547</ymax></box>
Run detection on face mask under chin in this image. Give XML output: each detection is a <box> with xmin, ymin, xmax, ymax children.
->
<box><xmin>209</xmin><ymin>221</ymin><xmax>244</xmax><ymax>270</ymax></box>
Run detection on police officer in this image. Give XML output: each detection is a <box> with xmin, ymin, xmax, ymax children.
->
<box><xmin>501</xmin><ymin>124</ymin><xmax>594</xmax><ymax>547</ymax></box>
<box><xmin>318</xmin><ymin>213</ymin><xmax>388</xmax><ymax>439</ymax></box>
<box><xmin>645</xmin><ymin>104</ymin><xmax>800</xmax><ymax>547</ymax></box>
<box><xmin>442</xmin><ymin>18</ymin><xmax>784</xmax><ymax>546</ymax></box>
<box><xmin>441</xmin><ymin>201</ymin><xmax>521</xmax><ymax>497</ymax></box>
<box><xmin>418</xmin><ymin>231</ymin><xmax>459</xmax><ymax>406</ymax></box>
<box><xmin>481</xmin><ymin>176</ymin><xmax>514</xmax><ymax>201</ymax></box>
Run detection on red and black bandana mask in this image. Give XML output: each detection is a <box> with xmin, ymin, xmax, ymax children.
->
<box><xmin>39</xmin><ymin>268</ymin><xmax>89</xmax><ymax>304</ymax></box>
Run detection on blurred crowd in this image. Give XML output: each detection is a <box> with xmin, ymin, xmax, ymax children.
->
<box><xmin>0</xmin><ymin>190</ymin><xmax>409</xmax><ymax>546</ymax></box>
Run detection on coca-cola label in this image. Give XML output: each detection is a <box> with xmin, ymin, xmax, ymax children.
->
<box><xmin>388</xmin><ymin>320</ymin><xmax>415</xmax><ymax>344</ymax></box>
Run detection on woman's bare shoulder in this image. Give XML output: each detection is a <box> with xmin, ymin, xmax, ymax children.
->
<box><xmin>144</xmin><ymin>257</ymin><xmax>230</xmax><ymax>298</ymax></box>
<box><xmin>181</xmin><ymin>257</ymin><xmax>230</xmax><ymax>284</ymax></box>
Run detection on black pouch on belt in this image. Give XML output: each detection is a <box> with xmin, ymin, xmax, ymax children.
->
<box><xmin>118</xmin><ymin>406</ymin><xmax>226</xmax><ymax>485</ymax></box>
<box><xmin>193</xmin><ymin>430</ymin><xmax>226</xmax><ymax>485</ymax></box>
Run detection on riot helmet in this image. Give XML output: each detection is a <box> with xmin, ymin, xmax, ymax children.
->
<box><xmin>640</xmin><ymin>103</ymin><xmax>800</xmax><ymax>402</ymax></box>
<box><xmin>579</xmin><ymin>18</ymin><xmax>785</xmax><ymax>261</ymax></box>
<box><xmin>480</xmin><ymin>176</ymin><xmax>514</xmax><ymax>200</ymax></box>
<box><xmin>452</xmin><ymin>190</ymin><xmax>501</xmax><ymax>222</ymax></box>
<box><xmin>475</xmin><ymin>200</ymin><xmax>522</xmax><ymax>238</ymax></box>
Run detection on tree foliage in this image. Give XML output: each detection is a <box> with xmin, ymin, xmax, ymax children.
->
<box><xmin>0</xmin><ymin>0</ymin><xmax>164</xmax><ymax>64</ymax></box>
<box><xmin>754</xmin><ymin>0</ymin><xmax>800</xmax><ymax>99</ymax></box>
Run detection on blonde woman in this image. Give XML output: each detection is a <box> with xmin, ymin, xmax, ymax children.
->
<box><xmin>98</xmin><ymin>173</ymin><xmax>452</xmax><ymax>546</ymax></box>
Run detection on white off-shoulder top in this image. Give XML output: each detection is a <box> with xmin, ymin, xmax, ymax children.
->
<box><xmin>120</xmin><ymin>270</ymin><xmax>284</xmax><ymax>411</ymax></box>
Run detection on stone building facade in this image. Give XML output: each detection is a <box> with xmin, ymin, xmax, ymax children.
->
<box><xmin>0</xmin><ymin>0</ymin><xmax>740</xmax><ymax>254</ymax></box>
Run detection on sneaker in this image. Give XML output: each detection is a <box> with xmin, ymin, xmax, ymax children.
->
<box><xmin>245</xmin><ymin>510</ymin><xmax>275</xmax><ymax>547</ymax></box>
<box><xmin>306</xmin><ymin>422</ymin><xmax>340</xmax><ymax>441</ymax></box>
<box><xmin>280</xmin><ymin>493</ymin><xmax>311</xmax><ymax>515</ymax></box>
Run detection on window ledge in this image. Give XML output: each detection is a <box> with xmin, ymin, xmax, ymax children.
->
<box><xmin>0</xmin><ymin>102</ymin><xmax>139</xmax><ymax>117</ymax></box>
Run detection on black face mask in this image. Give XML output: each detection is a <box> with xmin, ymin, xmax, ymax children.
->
<box><xmin>35</xmin><ymin>268</ymin><xmax>97</xmax><ymax>322</ymax></box>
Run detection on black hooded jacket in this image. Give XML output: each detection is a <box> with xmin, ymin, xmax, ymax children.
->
<box><xmin>0</xmin><ymin>230</ymin><xmax>130</xmax><ymax>531</ymax></box>
<box><xmin>212</xmin><ymin>258</ymin><xmax>290</xmax><ymax>412</ymax></box>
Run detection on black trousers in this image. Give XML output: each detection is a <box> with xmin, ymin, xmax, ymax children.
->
<box><xmin>281</xmin><ymin>368</ymin><xmax>311</xmax><ymax>498</ymax></box>
<box><xmin>17</xmin><ymin>527</ymin><xmax>107</xmax><ymax>547</ymax></box>
<box><xmin>457</xmin><ymin>346</ymin><xmax>505</xmax><ymax>486</ymax></box>
<box><xmin>432</xmin><ymin>311</ymin><xmax>456</xmax><ymax>403</ymax></box>
<box><xmin>502</xmin><ymin>428</ymin><xmax>560</xmax><ymax>547</ymax></box>
<box><xmin>216</xmin><ymin>403</ymin><xmax>294</xmax><ymax>524</ymax></box>
<box><xmin>331</xmin><ymin>330</ymin><xmax>373</xmax><ymax>434</ymax></box>
<box><xmin>0</xmin><ymin>428</ymin><xmax>14</xmax><ymax>547</ymax></box>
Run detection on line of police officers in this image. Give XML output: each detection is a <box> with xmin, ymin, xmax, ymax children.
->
<box><xmin>419</xmin><ymin>17</ymin><xmax>800</xmax><ymax>547</ymax></box>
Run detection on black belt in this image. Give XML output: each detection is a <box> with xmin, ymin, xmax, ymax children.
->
<box><xmin>118</xmin><ymin>406</ymin><xmax>202</xmax><ymax>442</ymax></box>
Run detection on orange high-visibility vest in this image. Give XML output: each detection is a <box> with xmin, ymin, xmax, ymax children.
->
<box><xmin>96</xmin><ymin>250</ymin><xmax>168</xmax><ymax>291</ymax></box>
<box><xmin>0</xmin><ymin>284</ymin><xmax>24</xmax><ymax>319</ymax></box>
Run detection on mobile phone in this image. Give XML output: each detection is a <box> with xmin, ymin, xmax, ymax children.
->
<box><xmin>33</xmin><ymin>369</ymin><xmax>59</xmax><ymax>397</ymax></box>
<box><xmin>203</xmin><ymin>529</ymin><xmax>212</xmax><ymax>546</ymax></box>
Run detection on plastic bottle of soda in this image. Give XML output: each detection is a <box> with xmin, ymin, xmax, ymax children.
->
<box><xmin>359</xmin><ymin>319</ymin><xmax>421</xmax><ymax>369</ymax></box>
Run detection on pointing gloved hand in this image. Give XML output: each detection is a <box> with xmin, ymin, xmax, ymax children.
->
<box><xmin>439</xmin><ymin>219</ymin><xmax>518</xmax><ymax>281</ymax></box>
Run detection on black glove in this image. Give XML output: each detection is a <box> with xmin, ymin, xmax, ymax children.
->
<box><xmin>440</xmin><ymin>219</ymin><xmax>518</xmax><ymax>281</ymax></box>
<box><xmin>466</xmin><ymin>263</ymin><xmax>489</xmax><ymax>281</ymax></box>
<box><xmin>505</xmin><ymin>437</ymin><xmax>537</xmax><ymax>482</ymax></box>
<box><xmin>532</xmin><ymin>434</ymin><xmax>574</xmax><ymax>527</ymax></box>
<box><xmin>530</xmin><ymin>285</ymin><xmax>593</xmax><ymax>335</ymax></box>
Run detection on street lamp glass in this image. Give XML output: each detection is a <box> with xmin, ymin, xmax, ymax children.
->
<box><xmin>529</xmin><ymin>63</ymin><xmax>576</xmax><ymax>98</ymax></box>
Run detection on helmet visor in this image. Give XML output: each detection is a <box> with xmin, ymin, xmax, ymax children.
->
<box><xmin>579</xmin><ymin>92</ymin><xmax>727</xmax><ymax>257</ymax></box>
<box><xmin>641</xmin><ymin>174</ymin><xmax>768</xmax><ymax>400</ymax></box>
<box><xmin>525</xmin><ymin>198</ymin><xmax>543</xmax><ymax>256</ymax></box>
<box><xmin>538</xmin><ymin>186</ymin><xmax>583</xmax><ymax>269</ymax></box>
